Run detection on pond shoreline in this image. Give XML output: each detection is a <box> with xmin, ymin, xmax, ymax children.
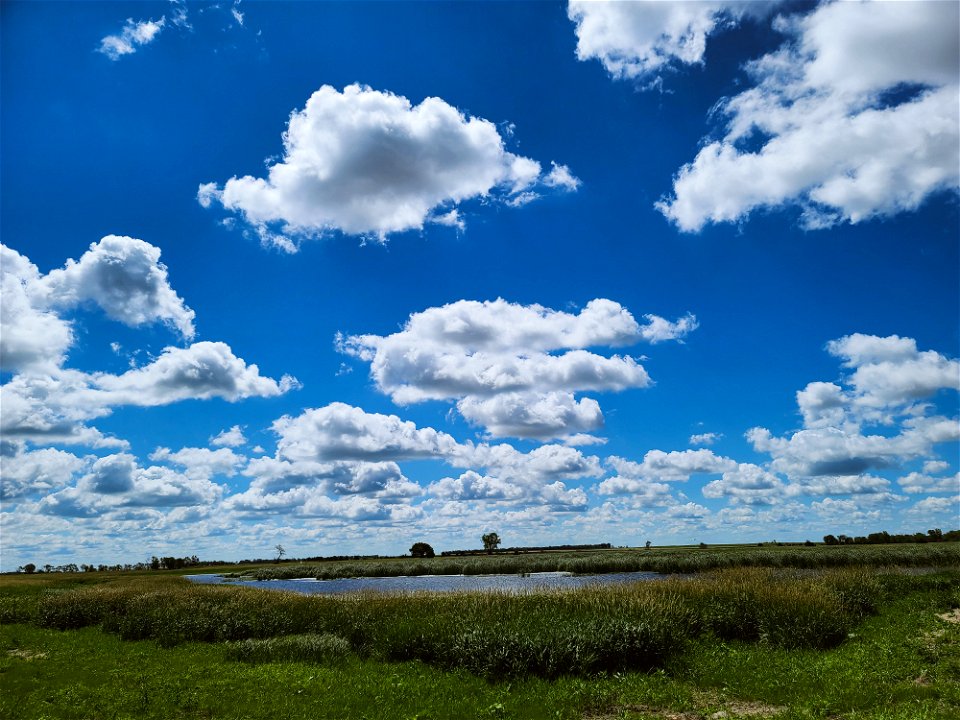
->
<box><xmin>185</xmin><ymin>570</ymin><xmax>663</xmax><ymax>595</ymax></box>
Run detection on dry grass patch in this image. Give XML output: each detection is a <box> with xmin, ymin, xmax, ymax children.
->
<box><xmin>936</xmin><ymin>608</ymin><xmax>960</xmax><ymax>624</ymax></box>
<box><xmin>6</xmin><ymin>648</ymin><xmax>47</xmax><ymax>660</ymax></box>
<box><xmin>585</xmin><ymin>691</ymin><xmax>785</xmax><ymax>720</ymax></box>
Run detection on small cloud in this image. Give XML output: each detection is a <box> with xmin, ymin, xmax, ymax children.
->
<box><xmin>97</xmin><ymin>17</ymin><xmax>166</xmax><ymax>60</ymax></box>
<box><xmin>430</xmin><ymin>209</ymin><xmax>464</xmax><ymax>230</ymax></box>
<box><xmin>690</xmin><ymin>432</ymin><xmax>722</xmax><ymax>446</ymax></box>
<box><xmin>210</xmin><ymin>425</ymin><xmax>247</xmax><ymax>448</ymax></box>
<box><xmin>542</xmin><ymin>162</ymin><xmax>581</xmax><ymax>192</ymax></box>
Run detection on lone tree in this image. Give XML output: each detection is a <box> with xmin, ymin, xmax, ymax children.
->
<box><xmin>274</xmin><ymin>544</ymin><xmax>286</xmax><ymax>563</ymax></box>
<box><xmin>410</xmin><ymin>542</ymin><xmax>435</xmax><ymax>558</ymax></box>
<box><xmin>481</xmin><ymin>532</ymin><xmax>501</xmax><ymax>554</ymax></box>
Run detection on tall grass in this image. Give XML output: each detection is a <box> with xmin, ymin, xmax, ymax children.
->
<box><xmin>224</xmin><ymin>633</ymin><xmax>352</xmax><ymax>664</ymax></box>
<box><xmin>232</xmin><ymin>542</ymin><xmax>960</xmax><ymax>581</ymax></box>
<box><xmin>4</xmin><ymin>566</ymin><xmax>936</xmax><ymax>679</ymax></box>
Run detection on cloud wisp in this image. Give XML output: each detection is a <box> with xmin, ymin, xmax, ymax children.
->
<box><xmin>97</xmin><ymin>17</ymin><xmax>166</xmax><ymax>60</ymax></box>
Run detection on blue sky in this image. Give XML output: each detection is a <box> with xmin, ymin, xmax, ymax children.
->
<box><xmin>2</xmin><ymin>0</ymin><xmax>958</xmax><ymax>570</ymax></box>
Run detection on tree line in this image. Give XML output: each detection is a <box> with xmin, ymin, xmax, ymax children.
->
<box><xmin>823</xmin><ymin>528</ymin><xmax>958</xmax><ymax>545</ymax></box>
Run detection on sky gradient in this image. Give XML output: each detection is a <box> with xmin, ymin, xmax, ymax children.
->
<box><xmin>1</xmin><ymin>0</ymin><xmax>958</xmax><ymax>570</ymax></box>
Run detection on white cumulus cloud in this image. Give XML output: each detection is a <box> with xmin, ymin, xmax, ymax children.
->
<box><xmin>0</xmin><ymin>446</ymin><xmax>87</xmax><ymax>500</ymax></box>
<box><xmin>567</xmin><ymin>1</ymin><xmax>765</xmax><ymax>83</ymax></box>
<box><xmin>200</xmin><ymin>84</ymin><xmax>578</xmax><ymax>248</ymax></box>
<box><xmin>1</xmin><ymin>241</ymin><xmax>296</xmax><ymax>453</ymax></box>
<box><xmin>42</xmin><ymin>236</ymin><xmax>195</xmax><ymax>339</ymax></box>
<box><xmin>339</xmin><ymin>299</ymin><xmax>694</xmax><ymax>440</ymax></box>
<box><xmin>658</xmin><ymin>0</ymin><xmax>960</xmax><ymax>231</ymax></box>
<box><xmin>210</xmin><ymin>425</ymin><xmax>247</xmax><ymax>448</ymax></box>
<box><xmin>272</xmin><ymin>403</ymin><xmax>463</xmax><ymax>463</ymax></box>
<box><xmin>1</xmin><ymin>238</ymin><xmax>194</xmax><ymax>374</ymax></box>
<box><xmin>39</xmin><ymin>453</ymin><xmax>224</xmax><ymax>517</ymax></box>
<box><xmin>607</xmin><ymin>449</ymin><xmax>737</xmax><ymax>482</ymax></box>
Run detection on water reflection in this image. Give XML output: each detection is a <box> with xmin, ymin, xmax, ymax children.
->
<box><xmin>185</xmin><ymin>571</ymin><xmax>663</xmax><ymax>595</ymax></box>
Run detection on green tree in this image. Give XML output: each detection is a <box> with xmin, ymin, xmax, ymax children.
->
<box><xmin>20</xmin><ymin>563</ymin><xmax>36</xmax><ymax>574</ymax></box>
<box><xmin>481</xmin><ymin>532</ymin><xmax>501</xmax><ymax>554</ymax></box>
<box><xmin>410</xmin><ymin>542</ymin><xmax>435</xmax><ymax>558</ymax></box>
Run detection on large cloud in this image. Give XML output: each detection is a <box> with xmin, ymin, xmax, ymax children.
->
<box><xmin>607</xmin><ymin>449</ymin><xmax>737</xmax><ymax>482</ymax></box>
<box><xmin>1</xmin><ymin>241</ymin><xmax>296</xmax><ymax>451</ymax></box>
<box><xmin>92</xmin><ymin>342</ymin><xmax>298</xmax><ymax>405</ymax></box>
<box><xmin>0</xmin><ymin>245</ymin><xmax>73</xmax><ymax>374</ymax></box>
<box><xmin>702</xmin><ymin>463</ymin><xmax>786</xmax><ymax>506</ymax></box>
<box><xmin>41</xmin><ymin>236</ymin><xmax>195</xmax><ymax>339</ymax></box>
<box><xmin>567</xmin><ymin>1</ymin><xmax>765</xmax><ymax>83</ymax></box>
<box><xmin>272</xmin><ymin>402</ymin><xmax>464</xmax><ymax>463</ymax></box>
<box><xmin>658</xmin><ymin>0</ymin><xmax>960</xmax><ymax>231</ymax></box>
<box><xmin>1</xmin><ymin>238</ymin><xmax>194</xmax><ymax>374</ymax></box>
<box><xmin>38</xmin><ymin>453</ymin><xmax>224</xmax><ymax>517</ymax></box>
<box><xmin>748</xmin><ymin>334</ymin><xmax>958</xmax><ymax>485</ymax></box>
<box><xmin>0</xmin><ymin>446</ymin><xmax>87</xmax><ymax>500</ymax></box>
<box><xmin>227</xmin><ymin>455</ymin><xmax>420</xmax><ymax>517</ymax></box>
<box><xmin>262</xmin><ymin>402</ymin><xmax>603</xmax><ymax>513</ymax></box>
<box><xmin>199</xmin><ymin>84</ymin><xmax>578</xmax><ymax>248</ymax></box>
<box><xmin>826</xmin><ymin>334</ymin><xmax>960</xmax><ymax>413</ymax></box>
<box><xmin>1</xmin><ymin>343</ymin><xmax>297</xmax><ymax>448</ymax></box>
<box><xmin>456</xmin><ymin>392</ymin><xmax>603</xmax><ymax>440</ymax></box>
<box><xmin>340</xmin><ymin>299</ymin><xmax>695</xmax><ymax>440</ymax></box>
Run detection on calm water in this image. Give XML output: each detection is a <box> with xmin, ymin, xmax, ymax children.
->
<box><xmin>185</xmin><ymin>571</ymin><xmax>663</xmax><ymax>595</ymax></box>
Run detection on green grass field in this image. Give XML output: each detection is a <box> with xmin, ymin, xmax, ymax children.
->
<box><xmin>1</xmin><ymin>544</ymin><xmax>958</xmax><ymax>719</ymax></box>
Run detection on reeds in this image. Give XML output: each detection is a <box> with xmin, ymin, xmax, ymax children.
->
<box><xmin>224</xmin><ymin>633</ymin><xmax>352</xmax><ymax>664</ymax></box>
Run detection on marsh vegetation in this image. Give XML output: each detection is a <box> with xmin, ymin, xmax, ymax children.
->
<box><xmin>2</xmin><ymin>544</ymin><xmax>958</xmax><ymax>718</ymax></box>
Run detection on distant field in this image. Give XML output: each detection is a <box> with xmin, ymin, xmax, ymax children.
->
<box><xmin>225</xmin><ymin>541</ymin><xmax>960</xmax><ymax>580</ymax></box>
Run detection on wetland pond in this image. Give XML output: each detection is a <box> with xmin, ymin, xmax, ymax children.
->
<box><xmin>185</xmin><ymin>571</ymin><xmax>663</xmax><ymax>595</ymax></box>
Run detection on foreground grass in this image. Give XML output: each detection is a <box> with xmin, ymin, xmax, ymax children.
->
<box><xmin>2</xmin><ymin>572</ymin><xmax>957</xmax><ymax>719</ymax></box>
<box><xmin>1</xmin><ymin>562</ymin><xmax>957</xmax><ymax>719</ymax></box>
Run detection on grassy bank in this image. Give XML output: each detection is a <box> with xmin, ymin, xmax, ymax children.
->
<box><xmin>1</xmin><ymin>566</ymin><xmax>958</xmax><ymax>719</ymax></box>
<box><xmin>228</xmin><ymin>542</ymin><xmax>960</xmax><ymax>580</ymax></box>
